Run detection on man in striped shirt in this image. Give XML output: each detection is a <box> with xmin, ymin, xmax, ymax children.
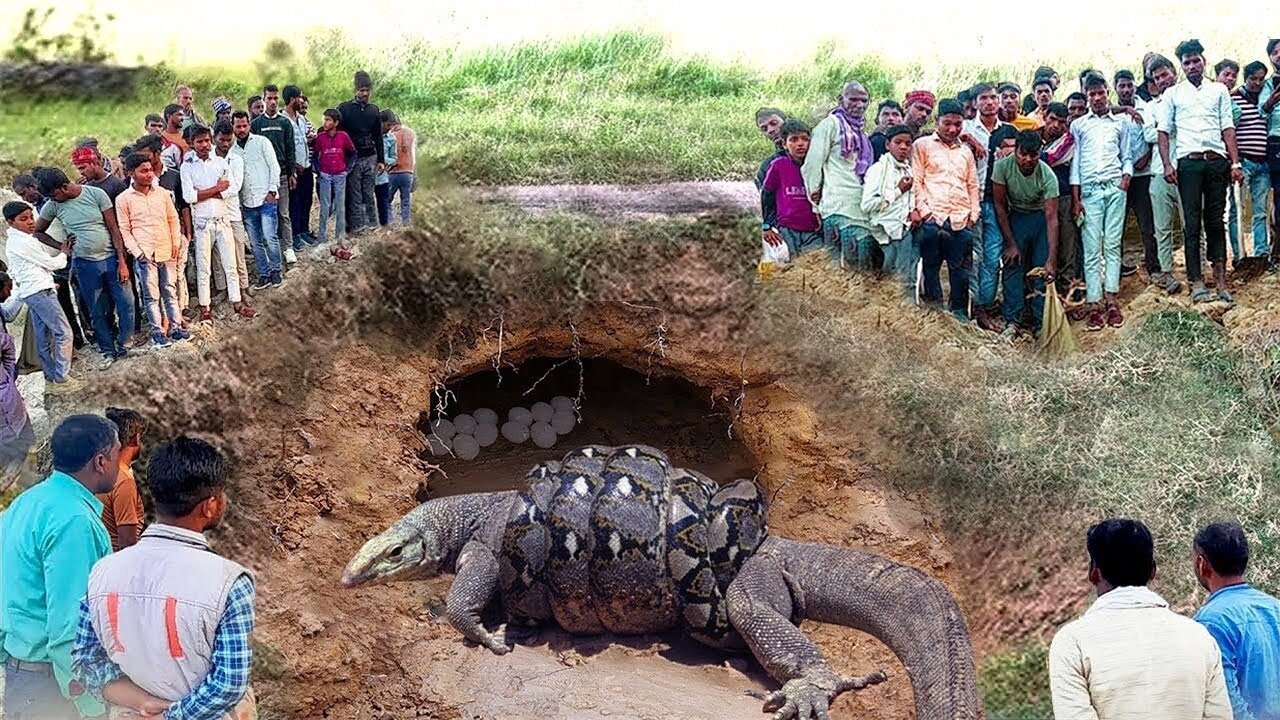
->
<box><xmin>1231</xmin><ymin>61</ymin><xmax>1272</xmax><ymax>259</ymax></box>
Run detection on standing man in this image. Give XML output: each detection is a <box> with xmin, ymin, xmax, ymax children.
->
<box><xmin>1192</xmin><ymin>521</ymin><xmax>1280</xmax><ymax>720</ymax></box>
<box><xmin>251</xmin><ymin>84</ymin><xmax>296</xmax><ymax>264</ymax></box>
<box><xmin>903</xmin><ymin>90</ymin><xmax>936</xmax><ymax>139</ymax></box>
<box><xmin>1120</xmin><ymin>68</ymin><xmax>1157</xmax><ymax>281</ymax></box>
<box><xmin>117</xmin><ymin>152</ymin><xmax>189</xmax><ymax>348</ymax></box>
<box><xmin>1158</xmin><ymin>39</ymin><xmax>1244</xmax><ymax>304</ymax></box>
<box><xmin>1142</xmin><ymin>54</ymin><xmax>1187</xmax><ymax>294</ymax></box>
<box><xmin>284</xmin><ymin>85</ymin><xmax>316</xmax><ymax>247</ymax></box>
<box><xmin>213</xmin><ymin>121</ymin><xmax>254</xmax><ymax>300</ymax></box>
<box><xmin>910</xmin><ymin>98</ymin><xmax>980</xmax><ymax>320</ymax></box>
<box><xmin>963</xmin><ymin>83</ymin><xmax>1009</xmax><ymax>331</ymax></box>
<box><xmin>1263</xmin><ymin>39</ymin><xmax>1280</xmax><ymax>259</ymax></box>
<box><xmin>133</xmin><ymin>135</ymin><xmax>194</xmax><ymax>320</ymax></box>
<box><xmin>801</xmin><ymin>81</ymin><xmax>877</xmax><ymax>270</ymax></box>
<box><xmin>1115</xmin><ymin>70</ymin><xmax>1139</xmax><ymax>107</ymax></box>
<box><xmin>1049</xmin><ymin>518</ymin><xmax>1232</xmax><ymax>720</ymax></box>
<box><xmin>73</xmin><ymin>437</ymin><xmax>258</xmax><ymax>720</ymax></box>
<box><xmin>754</xmin><ymin>108</ymin><xmax>787</xmax><ymax>190</ymax></box>
<box><xmin>1028</xmin><ymin>77</ymin><xmax>1055</xmax><ymax>124</ymax></box>
<box><xmin>1230</xmin><ymin>61</ymin><xmax>1272</xmax><ymax>260</ymax></box>
<box><xmin>32</xmin><ymin>168</ymin><xmax>135</xmax><ymax>361</ymax></box>
<box><xmin>385</xmin><ymin>111</ymin><xmax>417</xmax><ymax>226</ymax></box>
<box><xmin>0</xmin><ymin>415</ymin><xmax>119</xmax><ymax>720</ymax></box>
<box><xmin>991</xmin><ymin>130</ymin><xmax>1061</xmax><ymax>336</ymax></box>
<box><xmin>181</xmin><ymin>126</ymin><xmax>256</xmax><ymax>323</ymax></box>
<box><xmin>339</xmin><ymin>71</ymin><xmax>384</xmax><ymax>235</ymax></box>
<box><xmin>231</xmin><ymin>111</ymin><xmax>283</xmax><ymax>289</ymax></box>
<box><xmin>868</xmin><ymin>100</ymin><xmax>905</xmax><ymax>160</ymax></box>
<box><xmin>1067</xmin><ymin>92</ymin><xmax>1088</xmax><ymax>123</ymax></box>
<box><xmin>160</xmin><ymin>105</ymin><xmax>188</xmax><ymax>170</ymax></box>
<box><xmin>72</xmin><ymin>145</ymin><xmax>126</xmax><ymax>202</ymax></box>
<box><xmin>1071</xmin><ymin>73</ymin><xmax>1137</xmax><ymax>331</ymax></box>
<box><xmin>175</xmin><ymin>84</ymin><xmax>206</xmax><ymax>130</ymax></box>
<box><xmin>1042</xmin><ymin>103</ymin><xmax>1081</xmax><ymax>290</ymax></box>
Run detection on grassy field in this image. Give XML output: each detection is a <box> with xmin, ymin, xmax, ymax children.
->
<box><xmin>6</xmin><ymin>30</ymin><xmax>1262</xmax><ymax>186</ymax></box>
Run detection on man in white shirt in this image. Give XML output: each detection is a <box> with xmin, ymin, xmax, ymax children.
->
<box><xmin>229</xmin><ymin>111</ymin><xmax>283</xmax><ymax>290</ymax></box>
<box><xmin>1049</xmin><ymin>518</ymin><xmax>1232</xmax><ymax>720</ymax></box>
<box><xmin>1157</xmin><ymin>39</ymin><xmax>1246</xmax><ymax>304</ymax></box>
<box><xmin>1141</xmin><ymin>54</ymin><xmax>1186</xmax><ymax>295</ymax></box>
<box><xmin>180</xmin><ymin>126</ymin><xmax>255</xmax><ymax>323</ymax></box>
<box><xmin>3</xmin><ymin>202</ymin><xmax>80</xmax><ymax>392</ymax></box>
<box><xmin>212</xmin><ymin>122</ymin><xmax>253</xmax><ymax>308</ymax></box>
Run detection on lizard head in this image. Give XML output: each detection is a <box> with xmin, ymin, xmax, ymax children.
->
<box><xmin>341</xmin><ymin>513</ymin><xmax>444</xmax><ymax>588</ymax></box>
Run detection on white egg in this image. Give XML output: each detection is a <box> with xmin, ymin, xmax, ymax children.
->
<box><xmin>501</xmin><ymin>421</ymin><xmax>530</xmax><ymax>444</ymax></box>
<box><xmin>530</xmin><ymin>422</ymin><xmax>557</xmax><ymax>449</ymax></box>
<box><xmin>508</xmin><ymin>407</ymin><xmax>533</xmax><ymax>426</ymax></box>
<box><xmin>473</xmin><ymin>408</ymin><xmax>499</xmax><ymax>425</ymax></box>
<box><xmin>474</xmin><ymin>423</ymin><xmax>499</xmax><ymax>447</ymax></box>
<box><xmin>427</xmin><ymin>435</ymin><xmax>452</xmax><ymax>457</ymax></box>
<box><xmin>551</xmin><ymin>395</ymin><xmax>576</xmax><ymax>412</ymax></box>
<box><xmin>453</xmin><ymin>413</ymin><xmax>478</xmax><ymax>435</ymax></box>
<box><xmin>429</xmin><ymin>418</ymin><xmax>456</xmax><ymax>441</ymax></box>
<box><xmin>550</xmin><ymin>410</ymin><xmax>576</xmax><ymax>435</ymax></box>
<box><xmin>531</xmin><ymin>402</ymin><xmax>554</xmax><ymax>423</ymax></box>
<box><xmin>452</xmin><ymin>434</ymin><xmax>480</xmax><ymax>460</ymax></box>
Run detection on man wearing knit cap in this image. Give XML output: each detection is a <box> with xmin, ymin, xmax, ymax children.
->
<box><xmin>212</xmin><ymin>97</ymin><xmax>233</xmax><ymax>127</ymax></box>
<box><xmin>904</xmin><ymin>90</ymin><xmax>936</xmax><ymax>138</ymax></box>
<box><xmin>801</xmin><ymin>81</ymin><xmax>878</xmax><ymax>271</ymax></box>
<box><xmin>339</xmin><ymin>71</ymin><xmax>384</xmax><ymax>235</ymax></box>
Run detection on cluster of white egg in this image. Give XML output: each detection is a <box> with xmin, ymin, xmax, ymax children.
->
<box><xmin>426</xmin><ymin>396</ymin><xmax>579</xmax><ymax>459</ymax></box>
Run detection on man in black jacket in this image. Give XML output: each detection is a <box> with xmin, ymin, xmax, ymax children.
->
<box><xmin>338</xmin><ymin>71</ymin><xmax>383</xmax><ymax>234</ymax></box>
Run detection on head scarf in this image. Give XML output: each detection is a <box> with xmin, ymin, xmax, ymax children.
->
<box><xmin>904</xmin><ymin>90</ymin><xmax>937</xmax><ymax>112</ymax></box>
<box><xmin>71</xmin><ymin>146</ymin><xmax>98</xmax><ymax>165</ymax></box>
<box><xmin>830</xmin><ymin>106</ymin><xmax>874</xmax><ymax>179</ymax></box>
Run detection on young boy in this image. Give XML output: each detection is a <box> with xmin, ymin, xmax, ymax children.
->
<box><xmin>116</xmin><ymin>153</ymin><xmax>190</xmax><ymax>347</ymax></box>
<box><xmin>73</xmin><ymin>437</ymin><xmax>258</xmax><ymax>720</ymax></box>
<box><xmin>3</xmin><ymin>201</ymin><xmax>83</xmax><ymax>393</ymax></box>
<box><xmin>313</xmin><ymin>109</ymin><xmax>357</xmax><ymax>246</ymax></box>
<box><xmin>181</xmin><ymin>125</ymin><xmax>256</xmax><ymax>322</ymax></box>
<box><xmin>375</xmin><ymin>109</ymin><xmax>399</xmax><ymax>227</ymax></box>
<box><xmin>861</xmin><ymin>124</ymin><xmax>916</xmax><ymax>282</ymax></box>
<box><xmin>761</xmin><ymin>119</ymin><xmax>822</xmax><ymax>259</ymax></box>
<box><xmin>97</xmin><ymin>407</ymin><xmax>146</xmax><ymax>550</ymax></box>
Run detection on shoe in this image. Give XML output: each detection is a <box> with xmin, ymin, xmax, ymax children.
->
<box><xmin>181</xmin><ymin>308</ymin><xmax>197</xmax><ymax>322</ymax></box>
<box><xmin>169</xmin><ymin>327</ymin><xmax>192</xmax><ymax>342</ymax></box>
<box><xmin>200</xmin><ymin>307</ymin><xmax>213</xmax><ymax>324</ymax></box>
<box><xmin>284</xmin><ymin>248</ymin><xmax>298</xmax><ymax>265</ymax></box>
<box><xmin>46</xmin><ymin>376</ymin><xmax>86</xmax><ymax>395</ymax></box>
<box><xmin>112</xmin><ymin>348</ymin><xmax>130</xmax><ymax>361</ymax></box>
<box><xmin>1156</xmin><ymin>272</ymin><xmax>1183</xmax><ymax>295</ymax></box>
<box><xmin>234</xmin><ymin>304</ymin><xmax>258</xmax><ymax>320</ymax></box>
<box><xmin>1106</xmin><ymin>304</ymin><xmax>1124</xmax><ymax>328</ymax></box>
<box><xmin>1121</xmin><ymin>264</ymin><xmax>1138</xmax><ymax>277</ymax></box>
<box><xmin>950</xmin><ymin>308</ymin><xmax>971</xmax><ymax>324</ymax></box>
<box><xmin>271</xmin><ymin>273</ymin><xmax>284</xmax><ymax>289</ymax></box>
<box><xmin>151</xmin><ymin>332</ymin><xmax>172</xmax><ymax>348</ymax></box>
<box><xmin>304</xmin><ymin>232</ymin><xmax>322</xmax><ymax>247</ymax></box>
<box><xmin>252</xmin><ymin>277</ymin><xmax>272</xmax><ymax>291</ymax></box>
<box><xmin>1086</xmin><ymin>307</ymin><xmax>1106</xmax><ymax>331</ymax></box>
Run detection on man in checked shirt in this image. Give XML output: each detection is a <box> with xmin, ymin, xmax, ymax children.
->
<box><xmin>72</xmin><ymin>437</ymin><xmax>257</xmax><ymax>720</ymax></box>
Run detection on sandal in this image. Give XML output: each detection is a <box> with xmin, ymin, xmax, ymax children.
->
<box><xmin>1190</xmin><ymin>285</ymin><xmax>1214</xmax><ymax>303</ymax></box>
<box><xmin>1217</xmin><ymin>289</ymin><xmax>1234</xmax><ymax>304</ymax></box>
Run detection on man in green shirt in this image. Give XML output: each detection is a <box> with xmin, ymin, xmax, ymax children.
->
<box><xmin>0</xmin><ymin>414</ymin><xmax>120</xmax><ymax>719</ymax></box>
<box><xmin>992</xmin><ymin>129</ymin><xmax>1061</xmax><ymax>335</ymax></box>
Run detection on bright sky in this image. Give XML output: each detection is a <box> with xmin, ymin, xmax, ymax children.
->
<box><xmin>3</xmin><ymin>0</ymin><xmax>1274</xmax><ymax>72</ymax></box>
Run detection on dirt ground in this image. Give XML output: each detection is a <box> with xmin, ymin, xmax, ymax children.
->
<box><xmin>30</xmin><ymin>183</ymin><xmax>1279</xmax><ymax>720</ymax></box>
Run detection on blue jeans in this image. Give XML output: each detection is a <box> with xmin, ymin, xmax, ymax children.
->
<box><xmin>242</xmin><ymin>202</ymin><xmax>281</xmax><ymax>280</ymax></box>
<box><xmin>1001</xmin><ymin>210</ymin><xmax>1050</xmax><ymax>330</ymax></box>
<box><xmin>317</xmin><ymin>171</ymin><xmax>348</xmax><ymax>245</ymax></box>
<box><xmin>1080</xmin><ymin>180</ymin><xmax>1126</xmax><ymax>302</ymax></box>
<box><xmin>975</xmin><ymin>200</ymin><xmax>1002</xmax><ymax>306</ymax></box>
<box><xmin>1231</xmin><ymin>158</ymin><xmax>1272</xmax><ymax>257</ymax></box>
<box><xmin>71</xmin><ymin>255</ymin><xmax>135</xmax><ymax>356</ymax></box>
<box><xmin>134</xmin><ymin>257</ymin><xmax>182</xmax><ymax>336</ymax></box>
<box><xmin>920</xmin><ymin>220</ymin><xmax>972</xmax><ymax>314</ymax></box>
<box><xmin>821</xmin><ymin>215</ymin><xmax>874</xmax><ymax>270</ymax></box>
<box><xmin>388</xmin><ymin>173</ymin><xmax>414</xmax><ymax>225</ymax></box>
<box><xmin>22</xmin><ymin>289</ymin><xmax>72</xmax><ymax>382</ymax></box>
<box><xmin>4</xmin><ymin>664</ymin><xmax>78</xmax><ymax>720</ymax></box>
<box><xmin>779</xmin><ymin>227</ymin><xmax>822</xmax><ymax>257</ymax></box>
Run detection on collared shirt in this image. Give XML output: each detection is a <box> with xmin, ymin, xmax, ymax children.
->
<box><xmin>962</xmin><ymin>116</ymin><xmax>1007</xmax><ymax>200</ymax></box>
<box><xmin>180</xmin><ymin>151</ymin><xmax>230</xmax><ymax>221</ymax></box>
<box><xmin>800</xmin><ymin>114</ymin><xmax>869</xmax><ymax>223</ymax></box>
<box><xmin>1160</xmin><ymin>78</ymin><xmax>1234</xmax><ymax>158</ymax></box>
<box><xmin>1194</xmin><ymin>583</ymin><xmax>1280</xmax><ymax>720</ymax></box>
<box><xmin>284</xmin><ymin>109</ymin><xmax>312</xmax><ymax>170</ymax></box>
<box><xmin>1069</xmin><ymin>110</ymin><xmax>1137</xmax><ymax>187</ymax></box>
<box><xmin>230</xmin><ymin>134</ymin><xmax>281</xmax><ymax>209</ymax></box>
<box><xmin>72</xmin><ymin>527</ymin><xmax>256</xmax><ymax>720</ymax></box>
<box><xmin>909</xmin><ymin>133</ymin><xmax>980</xmax><ymax>228</ymax></box>
<box><xmin>216</xmin><ymin>151</ymin><xmax>245</xmax><ymax>222</ymax></box>
<box><xmin>1141</xmin><ymin>93</ymin><xmax>1176</xmax><ymax>178</ymax></box>
<box><xmin>1259</xmin><ymin>76</ymin><xmax>1280</xmax><ymax>137</ymax></box>
<box><xmin>1128</xmin><ymin>97</ymin><xmax>1155</xmax><ymax>178</ymax></box>
<box><xmin>860</xmin><ymin>153</ymin><xmax>913</xmax><ymax>241</ymax></box>
<box><xmin>5</xmin><ymin>226</ymin><xmax>67</xmax><ymax>299</ymax></box>
<box><xmin>116</xmin><ymin>184</ymin><xmax>183</xmax><ymax>262</ymax></box>
<box><xmin>1231</xmin><ymin>88</ymin><xmax>1270</xmax><ymax>161</ymax></box>
<box><xmin>0</xmin><ymin>471</ymin><xmax>112</xmax><ymax>718</ymax></box>
<box><xmin>1049</xmin><ymin>585</ymin><xmax>1232</xmax><ymax>720</ymax></box>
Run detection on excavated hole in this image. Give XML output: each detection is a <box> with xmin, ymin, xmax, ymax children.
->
<box><xmin>416</xmin><ymin>356</ymin><xmax>759</xmax><ymax>496</ymax></box>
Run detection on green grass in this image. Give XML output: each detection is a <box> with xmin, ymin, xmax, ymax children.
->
<box><xmin>0</xmin><ymin>31</ymin><xmax>1104</xmax><ymax>185</ymax></box>
<box><xmin>981</xmin><ymin>642</ymin><xmax>1053</xmax><ymax>720</ymax></box>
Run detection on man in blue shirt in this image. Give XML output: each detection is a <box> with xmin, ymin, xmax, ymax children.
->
<box><xmin>0</xmin><ymin>414</ymin><xmax>120</xmax><ymax>719</ymax></box>
<box><xmin>1194</xmin><ymin>521</ymin><xmax>1280</xmax><ymax>720</ymax></box>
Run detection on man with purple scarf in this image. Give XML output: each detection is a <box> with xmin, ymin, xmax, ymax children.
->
<box><xmin>801</xmin><ymin>81</ymin><xmax>879</xmax><ymax>271</ymax></box>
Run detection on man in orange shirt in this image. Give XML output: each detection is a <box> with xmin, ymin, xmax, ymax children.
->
<box><xmin>910</xmin><ymin>98</ymin><xmax>981</xmax><ymax>320</ymax></box>
<box><xmin>383</xmin><ymin>110</ymin><xmax>416</xmax><ymax>226</ymax></box>
<box><xmin>96</xmin><ymin>407</ymin><xmax>146</xmax><ymax>551</ymax></box>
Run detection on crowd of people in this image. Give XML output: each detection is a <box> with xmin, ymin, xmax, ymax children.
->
<box><xmin>757</xmin><ymin>38</ymin><xmax>1280</xmax><ymax>335</ymax></box>
<box><xmin>1</xmin><ymin>70</ymin><xmax>417</xmax><ymax>382</ymax></box>
<box><xmin>0</xmin><ymin>413</ymin><xmax>256</xmax><ymax>720</ymax></box>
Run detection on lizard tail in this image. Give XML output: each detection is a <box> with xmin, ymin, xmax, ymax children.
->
<box><xmin>770</xmin><ymin>537</ymin><xmax>981</xmax><ymax>720</ymax></box>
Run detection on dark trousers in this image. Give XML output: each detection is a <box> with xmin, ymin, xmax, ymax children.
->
<box><xmin>375</xmin><ymin>182</ymin><xmax>391</xmax><ymax>226</ymax></box>
<box><xmin>1177</xmin><ymin>156</ymin><xmax>1230</xmax><ymax>282</ymax></box>
<box><xmin>52</xmin><ymin>269</ymin><xmax>87</xmax><ymax>346</ymax></box>
<box><xmin>1269</xmin><ymin>138</ymin><xmax>1280</xmax><ymax>256</ymax></box>
<box><xmin>1125</xmin><ymin>174</ymin><xmax>1158</xmax><ymax>273</ymax></box>
<box><xmin>72</xmin><ymin>255</ymin><xmax>136</xmax><ymax>356</ymax></box>
<box><xmin>291</xmin><ymin>166</ymin><xmax>314</xmax><ymax>245</ymax></box>
<box><xmin>1001</xmin><ymin>210</ymin><xmax>1050</xmax><ymax>330</ymax></box>
<box><xmin>920</xmin><ymin>219</ymin><xmax>972</xmax><ymax>313</ymax></box>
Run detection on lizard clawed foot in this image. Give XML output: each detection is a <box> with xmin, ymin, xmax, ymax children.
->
<box><xmin>475</xmin><ymin>623</ymin><xmax>538</xmax><ymax>655</ymax></box>
<box><xmin>755</xmin><ymin>670</ymin><xmax>888</xmax><ymax>720</ymax></box>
